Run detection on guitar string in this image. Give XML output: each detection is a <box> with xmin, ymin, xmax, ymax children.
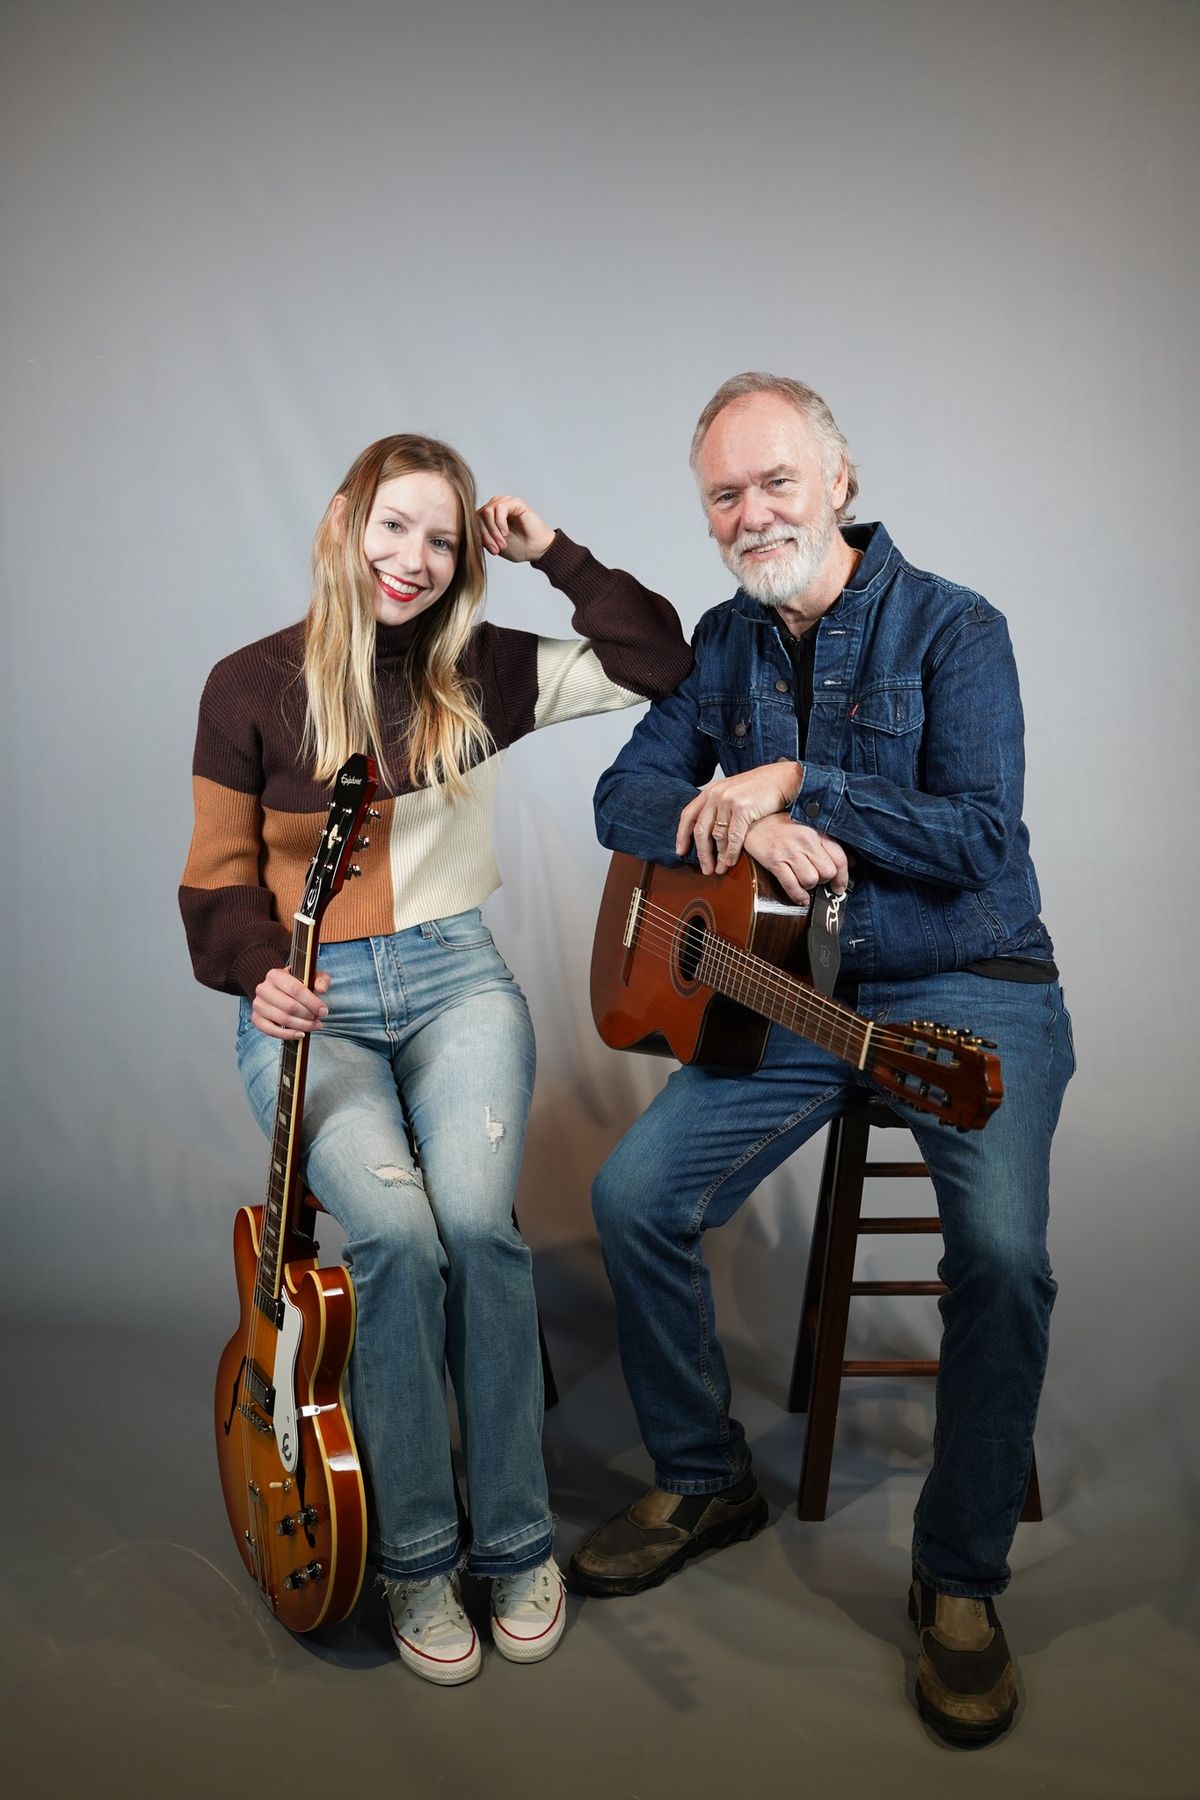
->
<box><xmin>628</xmin><ymin>911</ymin><xmax>962</xmax><ymax>1072</ymax></box>
<box><xmin>626</xmin><ymin>897</ymin><xmax>975</xmax><ymax>1067</ymax></box>
<box><xmin>243</xmin><ymin>904</ymin><xmax>309</xmax><ymax>1607</ymax></box>
<box><xmin>236</xmin><ymin>783</ymin><xmax>368</xmax><ymax>1616</ymax></box>
<box><xmin>242</xmin><ymin>914</ymin><xmax>302</xmax><ymax>1607</ymax></box>
<box><xmin>627</xmin><ymin>910</ymin><xmax>868</xmax><ymax>1064</ymax></box>
<box><xmin>629</xmin><ymin>894</ymin><xmax>950</xmax><ymax>1049</ymax></box>
<box><xmin>620</xmin><ymin>910</ymin><xmax>982</xmax><ymax>1124</ymax></box>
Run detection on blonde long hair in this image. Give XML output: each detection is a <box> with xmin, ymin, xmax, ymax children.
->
<box><xmin>303</xmin><ymin>435</ymin><xmax>490</xmax><ymax>796</ymax></box>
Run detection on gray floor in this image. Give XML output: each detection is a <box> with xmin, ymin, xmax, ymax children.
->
<box><xmin>8</xmin><ymin>1259</ymin><xmax>1199</xmax><ymax>1800</ymax></box>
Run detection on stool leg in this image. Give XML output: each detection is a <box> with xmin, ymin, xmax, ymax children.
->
<box><xmin>538</xmin><ymin>1318</ymin><xmax>558</xmax><ymax>1412</ymax></box>
<box><xmin>798</xmin><ymin>1114</ymin><xmax>871</xmax><ymax>1520</ymax></box>
<box><xmin>1019</xmin><ymin>1447</ymin><xmax>1042</xmax><ymax>1521</ymax></box>
<box><xmin>787</xmin><ymin>1123</ymin><xmax>839</xmax><ymax>1413</ymax></box>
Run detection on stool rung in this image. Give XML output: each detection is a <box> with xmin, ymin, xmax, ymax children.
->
<box><xmin>858</xmin><ymin>1216</ymin><xmax>941</xmax><ymax>1233</ymax></box>
<box><xmin>841</xmin><ymin>1358</ymin><xmax>940</xmax><ymax>1376</ymax></box>
<box><xmin>864</xmin><ymin>1160</ymin><xmax>929</xmax><ymax>1176</ymax></box>
<box><xmin>850</xmin><ymin>1280</ymin><xmax>946</xmax><ymax>1296</ymax></box>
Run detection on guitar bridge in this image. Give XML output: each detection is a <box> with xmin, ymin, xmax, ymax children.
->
<box><xmin>622</xmin><ymin>885</ymin><xmax>644</xmax><ymax>949</ymax></box>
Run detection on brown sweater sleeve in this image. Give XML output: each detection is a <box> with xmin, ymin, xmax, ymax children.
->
<box><xmin>530</xmin><ymin>531</ymin><xmax>693</xmax><ymax>699</ymax></box>
<box><xmin>179</xmin><ymin>647</ymin><xmax>296</xmax><ymax>997</ymax></box>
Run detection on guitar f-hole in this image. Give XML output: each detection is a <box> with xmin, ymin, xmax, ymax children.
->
<box><xmin>221</xmin><ymin>1355</ymin><xmax>248</xmax><ymax>1437</ymax></box>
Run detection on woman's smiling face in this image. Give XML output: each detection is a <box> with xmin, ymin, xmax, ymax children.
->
<box><xmin>359</xmin><ymin>470</ymin><xmax>463</xmax><ymax>625</ymax></box>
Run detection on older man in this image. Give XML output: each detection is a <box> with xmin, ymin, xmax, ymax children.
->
<box><xmin>572</xmin><ymin>373</ymin><xmax>1074</xmax><ymax>1746</ymax></box>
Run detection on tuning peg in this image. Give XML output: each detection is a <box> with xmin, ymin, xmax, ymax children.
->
<box><xmin>366</xmin><ymin>808</ymin><xmax>382</xmax><ymax>820</ymax></box>
<box><xmin>354</xmin><ymin>836</ymin><xmax>371</xmax><ymax>850</ymax></box>
<box><xmin>346</xmin><ymin>865</ymin><xmax>362</xmax><ymax>879</ymax></box>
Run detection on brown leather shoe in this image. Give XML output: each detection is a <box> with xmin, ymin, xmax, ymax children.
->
<box><xmin>570</xmin><ymin>1475</ymin><xmax>768</xmax><ymax>1597</ymax></box>
<box><xmin>909</xmin><ymin>1580</ymin><xmax>1018</xmax><ymax>1746</ymax></box>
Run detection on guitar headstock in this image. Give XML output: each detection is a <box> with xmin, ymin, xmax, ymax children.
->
<box><xmin>298</xmin><ymin>754</ymin><xmax>379</xmax><ymax>927</ymax></box>
<box><xmin>866</xmin><ymin>1020</ymin><xmax>1003</xmax><ymax>1131</ymax></box>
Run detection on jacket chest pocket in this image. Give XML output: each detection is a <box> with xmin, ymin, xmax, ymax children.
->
<box><xmin>698</xmin><ymin>696</ymin><xmax>758</xmax><ymax>771</ymax></box>
<box><xmin>847</xmin><ymin>682</ymin><xmax>924</xmax><ymax>780</ymax></box>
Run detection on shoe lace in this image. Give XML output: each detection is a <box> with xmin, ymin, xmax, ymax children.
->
<box><xmin>384</xmin><ymin>1574</ymin><xmax>467</xmax><ymax>1642</ymax></box>
<box><xmin>493</xmin><ymin>1561</ymin><xmax>557</xmax><ymax>1616</ymax></box>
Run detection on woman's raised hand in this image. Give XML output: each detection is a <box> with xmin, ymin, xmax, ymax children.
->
<box><xmin>477</xmin><ymin>495</ymin><xmax>555</xmax><ymax>563</ymax></box>
<box><xmin>252</xmin><ymin>967</ymin><xmax>332</xmax><ymax>1041</ymax></box>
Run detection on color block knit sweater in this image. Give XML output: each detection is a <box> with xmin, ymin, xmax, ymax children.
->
<box><xmin>180</xmin><ymin>532</ymin><xmax>692</xmax><ymax>998</ymax></box>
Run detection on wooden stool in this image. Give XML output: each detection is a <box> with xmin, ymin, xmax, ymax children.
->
<box><xmin>300</xmin><ymin>1190</ymin><xmax>558</xmax><ymax>1409</ymax></box>
<box><xmin>786</xmin><ymin>1100</ymin><xmax>1040</xmax><ymax>1521</ymax></box>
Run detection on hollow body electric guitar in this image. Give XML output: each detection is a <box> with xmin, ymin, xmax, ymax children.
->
<box><xmin>214</xmin><ymin>754</ymin><xmax>378</xmax><ymax>1631</ymax></box>
<box><xmin>591</xmin><ymin>852</ymin><xmax>1003</xmax><ymax>1131</ymax></box>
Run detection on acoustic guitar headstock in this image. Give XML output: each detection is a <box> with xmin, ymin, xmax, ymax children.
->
<box><xmin>866</xmin><ymin>1020</ymin><xmax>1004</xmax><ymax>1131</ymax></box>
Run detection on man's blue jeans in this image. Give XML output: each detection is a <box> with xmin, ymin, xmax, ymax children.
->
<box><xmin>591</xmin><ymin>971</ymin><xmax>1075</xmax><ymax>1597</ymax></box>
<box><xmin>235</xmin><ymin>914</ymin><xmax>553</xmax><ymax>1582</ymax></box>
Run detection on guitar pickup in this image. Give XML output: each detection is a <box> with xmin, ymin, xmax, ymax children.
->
<box><xmin>245</xmin><ymin>1362</ymin><xmax>276</xmax><ymax>1416</ymax></box>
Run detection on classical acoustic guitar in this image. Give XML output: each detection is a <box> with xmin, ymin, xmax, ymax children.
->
<box><xmin>591</xmin><ymin>852</ymin><xmax>1002</xmax><ymax>1131</ymax></box>
<box><xmin>214</xmin><ymin>754</ymin><xmax>378</xmax><ymax>1631</ymax></box>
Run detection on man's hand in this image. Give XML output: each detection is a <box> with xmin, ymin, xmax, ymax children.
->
<box><xmin>676</xmin><ymin>762</ymin><xmax>805</xmax><ymax>873</ymax></box>
<box><xmin>741</xmin><ymin>816</ymin><xmax>850</xmax><ymax>903</ymax></box>
<box><xmin>252</xmin><ymin>967</ymin><xmax>331</xmax><ymax>1041</ymax></box>
<box><xmin>477</xmin><ymin>495</ymin><xmax>555</xmax><ymax>562</ymax></box>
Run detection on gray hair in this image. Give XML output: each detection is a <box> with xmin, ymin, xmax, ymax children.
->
<box><xmin>689</xmin><ymin>371</ymin><xmax>859</xmax><ymax>524</ymax></box>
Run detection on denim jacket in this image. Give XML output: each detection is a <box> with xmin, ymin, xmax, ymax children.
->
<box><xmin>593</xmin><ymin>521</ymin><xmax>1055</xmax><ymax>982</ymax></box>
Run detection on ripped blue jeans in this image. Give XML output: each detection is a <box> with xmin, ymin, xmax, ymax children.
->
<box><xmin>235</xmin><ymin>913</ymin><xmax>552</xmax><ymax>1581</ymax></box>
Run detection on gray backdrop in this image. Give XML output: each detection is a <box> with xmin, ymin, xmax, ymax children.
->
<box><xmin>4</xmin><ymin>2</ymin><xmax>1198</xmax><ymax>1795</ymax></box>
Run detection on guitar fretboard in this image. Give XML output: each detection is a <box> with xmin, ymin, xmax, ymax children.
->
<box><xmin>696</xmin><ymin>928</ymin><xmax>871</xmax><ymax>1070</ymax></box>
<box><xmin>253</xmin><ymin>913</ymin><xmax>316</xmax><ymax>1321</ymax></box>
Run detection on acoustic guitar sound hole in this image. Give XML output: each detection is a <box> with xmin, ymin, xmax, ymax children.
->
<box><xmin>676</xmin><ymin>913</ymin><xmax>707</xmax><ymax>985</ymax></box>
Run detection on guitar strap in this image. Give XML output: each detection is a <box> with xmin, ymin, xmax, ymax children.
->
<box><xmin>807</xmin><ymin>884</ymin><xmax>847</xmax><ymax>997</ymax></box>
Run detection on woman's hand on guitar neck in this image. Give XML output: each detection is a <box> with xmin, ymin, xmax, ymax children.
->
<box><xmin>252</xmin><ymin>967</ymin><xmax>332</xmax><ymax>1041</ymax></box>
<box><xmin>677</xmin><ymin>761</ymin><xmax>807</xmax><ymax>874</ymax></box>
<box><xmin>742</xmin><ymin>816</ymin><xmax>850</xmax><ymax>904</ymax></box>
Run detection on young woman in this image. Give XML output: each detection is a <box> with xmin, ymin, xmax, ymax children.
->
<box><xmin>180</xmin><ymin>434</ymin><xmax>691</xmax><ymax>1684</ymax></box>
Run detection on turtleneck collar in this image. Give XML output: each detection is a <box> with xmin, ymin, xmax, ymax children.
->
<box><xmin>374</xmin><ymin>617</ymin><xmax>423</xmax><ymax>662</ymax></box>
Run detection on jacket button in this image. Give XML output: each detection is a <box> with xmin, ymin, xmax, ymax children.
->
<box><xmin>774</xmin><ymin>679</ymin><xmax>789</xmax><ymax>693</ymax></box>
<box><xmin>804</xmin><ymin>800</ymin><xmax>820</xmax><ymax>818</ymax></box>
<box><xmin>734</xmin><ymin>722</ymin><xmax>748</xmax><ymax>737</ymax></box>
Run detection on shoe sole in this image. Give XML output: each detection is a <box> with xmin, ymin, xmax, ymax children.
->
<box><xmin>914</xmin><ymin>1687</ymin><xmax>1015</xmax><ymax>1747</ymax></box>
<box><xmin>570</xmin><ymin>1494</ymin><xmax>769</xmax><ymax>1598</ymax></box>
<box><xmin>491</xmin><ymin>1615</ymin><xmax>567</xmax><ymax>1664</ymax></box>
<box><xmin>908</xmin><ymin>1589</ymin><xmax>1016</xmax><ymax>1747</ymax></box>
<box><xmin>391</xmin><ymin>1624</ymin><xmax>482</xmax><ymax>1686</ymax></box>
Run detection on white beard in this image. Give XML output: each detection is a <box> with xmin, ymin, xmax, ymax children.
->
<box><xmin>722</xmin><ymin>514</ymin><xmax>838</xmax><ymax>607</ymax></box>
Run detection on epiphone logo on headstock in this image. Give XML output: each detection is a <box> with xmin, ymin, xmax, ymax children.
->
<box><xmin>339</xmin><ymin>772</ymin><xmax>362</xmax><ymax>788</ymax></box>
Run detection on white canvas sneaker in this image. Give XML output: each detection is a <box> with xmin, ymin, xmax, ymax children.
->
<box><xmin>490</xmin><ymin>1557</ymin><xmax>566</xmax><ymax>1663</ymax></box>
<box><xmin>384</xmin><ymin>1572</ymin><xmax>481</xmax><ymax>1686</ymax></box>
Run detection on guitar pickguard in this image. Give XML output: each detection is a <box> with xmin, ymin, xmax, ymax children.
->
<box><xmin>271</xmin><ymin>1291</ymin><xmax>303</xmax><ymax>1473</ymax></box>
